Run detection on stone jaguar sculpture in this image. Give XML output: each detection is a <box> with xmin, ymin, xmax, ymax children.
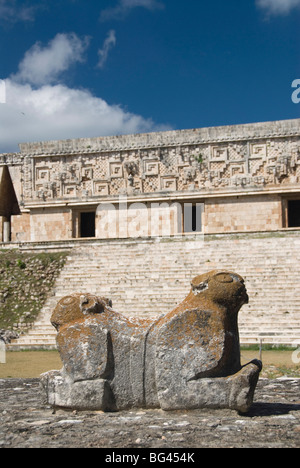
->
<box><xmin>41</xmin><ymin>270</ymin><xmax>262</xmax><ymax>413</ymax></box>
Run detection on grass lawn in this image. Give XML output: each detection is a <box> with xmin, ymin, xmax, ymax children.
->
<box><xmin>0</xmin><ymin>351</ymin><xmax>62</xmax><ymax>379</ymax></box>
<box><xmin>241</xmin><ymin>349</ymin><xmax>300</xmax><ymax>378</ymax></box>
<box><xmin>0</xmin><ymin>349</ymin><xmax>299</xmax><ymax>379</ymax></box>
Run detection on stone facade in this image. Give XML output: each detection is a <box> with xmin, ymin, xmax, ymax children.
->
<box><xmin>1</xmin><ymin>118</ymin><xmax>300</xmax><ymax>243</ymax></box>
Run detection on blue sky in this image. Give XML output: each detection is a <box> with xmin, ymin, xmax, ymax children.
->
<box><xmin>0</xmin><ymin>0</ymin><xmax>299</xmax><ymax>152</ymax></box>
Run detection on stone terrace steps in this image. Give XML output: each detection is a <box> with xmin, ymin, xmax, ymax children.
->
<box><xmin>9</xmin><ymin>233</ymin><xmax>300</xmax><ymax>348</ymax></box>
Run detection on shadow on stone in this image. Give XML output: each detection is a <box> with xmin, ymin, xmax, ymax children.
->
<box><xmin>245</xmin><ymin>402</ymin><xmax>300</xmax><ymax>417</ymax></box>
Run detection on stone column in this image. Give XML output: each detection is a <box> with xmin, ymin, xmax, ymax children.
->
<box><xmin>3</xmin><ymin>219</ymin><xmax>11</xmax><ymax>243</ymax></box>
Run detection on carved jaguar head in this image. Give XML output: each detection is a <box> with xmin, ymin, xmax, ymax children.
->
<box><xmin>190</xmin><ymin>270</ymin><xmax>248</xmax><ymax>312</ymax></box>
<box><xmin>51</xmin><ymin>293</ymin><xmax>112</xmax><ymax>331</ymax></box>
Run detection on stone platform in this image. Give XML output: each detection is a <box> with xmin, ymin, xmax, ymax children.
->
<box><xmin>0</xmin><ymin>377</ymin><xmax>299</xmax><ymax>448</ymax></box>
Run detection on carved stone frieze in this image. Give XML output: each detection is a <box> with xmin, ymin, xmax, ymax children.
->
<box><xmin>3</xmin><ymin>119</ymin><xmax>299</xmax><ymax>203</ymax></box>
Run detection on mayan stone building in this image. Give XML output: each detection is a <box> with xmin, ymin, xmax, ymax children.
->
<box><xmin>1</xmin><ymin>118</ymin><xmax>300</xmax><ymax>244</ymax></box>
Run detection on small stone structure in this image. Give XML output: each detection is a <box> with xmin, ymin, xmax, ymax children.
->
<box><xmin>0</xmin><ymin>338</ymin><xmax>6</xmax><ymax>364</ymax></box>
<box><xmin>41</xmin><ymin>270</ymin><xmax>262</xmax><ymax>413</ymax></box>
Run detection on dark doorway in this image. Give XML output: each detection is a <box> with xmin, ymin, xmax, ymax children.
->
<box><xmin>183</xmin><ymin>203</ymin><xmax>203</xmax><ymax>233</ymax></box>
<box><xmin>80</xmin><ymin>212</ymin><xmax>96</xmax><ymax>238</ymax></box>
<box><xmin>288</xmin><ymin>200</ymin><xmax>300</xmax><ymax>228</ymax></box>
<box><xmin>0</xmin><ymin>166</ymin><xmax>20</xmax><ymax>242</ymax></box>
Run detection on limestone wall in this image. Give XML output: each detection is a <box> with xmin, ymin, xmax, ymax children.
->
<box><xmin>204</xmin><ymin>195</ymin><xmax>282</xmax><ymax>233</ymax></box>
<box><xmin>97</xmin><ymin>201</ymin><xmax>182</xmax><ymax>239</ymax></box>
<box><xmin>29</xmin><ymin>208</ymin><xmax>72</xmax><ymax>242</ymax></box>
<box><xmin>11</xmin><ymin>212</ymin><xmax>30</xmax><ymax>242</ymax></box>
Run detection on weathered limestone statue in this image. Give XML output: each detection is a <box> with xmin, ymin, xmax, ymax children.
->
<box><xmin>41</xmin><ymin>270</ymin><xmax>262</xmax><ymax>413</ymax></box>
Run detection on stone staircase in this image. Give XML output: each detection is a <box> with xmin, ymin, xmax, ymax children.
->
<box><xmin>9</xmin><ymin>232</ymin><xmax>300</xmax><ymax>348</ymax></box>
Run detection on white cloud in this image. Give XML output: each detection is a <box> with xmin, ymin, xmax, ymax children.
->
<box><xmin>97</xmin><ymin>30</ymin><xmax>117</xmax><ymax>69</ymax></box>
<box><xmin>100</xmin><ymin>0</ymin><xmax>164</xmax><ymax>21</ymax></box>
<box><xmin>12</xmin><ymin>33</ymin><xmax>90</xmax><ymax>86</ymax></box>
<box><xmin>0</xmin><ymin>31</ymin><xmax>170</xmax><ymax>153</ymax></box>
<box><xmin>0</xmin><ymin>79</ymin><xmax>169</xmax><ymax>153</ymax></box>
<box><xmin>0</xmin><ymin>0</ymin><xmax>37</xmax><ymax>23</ymax></box>
<box><xmin>256</xmin><ymin>0</ymin><xmax>300</xmax><ymax>15</ymax></box>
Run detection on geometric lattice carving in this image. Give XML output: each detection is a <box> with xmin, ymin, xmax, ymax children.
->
<box><xmin>11</xmin><ymin>120</ymin><xmax>299</xmax><ymax>203</ymax></box>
